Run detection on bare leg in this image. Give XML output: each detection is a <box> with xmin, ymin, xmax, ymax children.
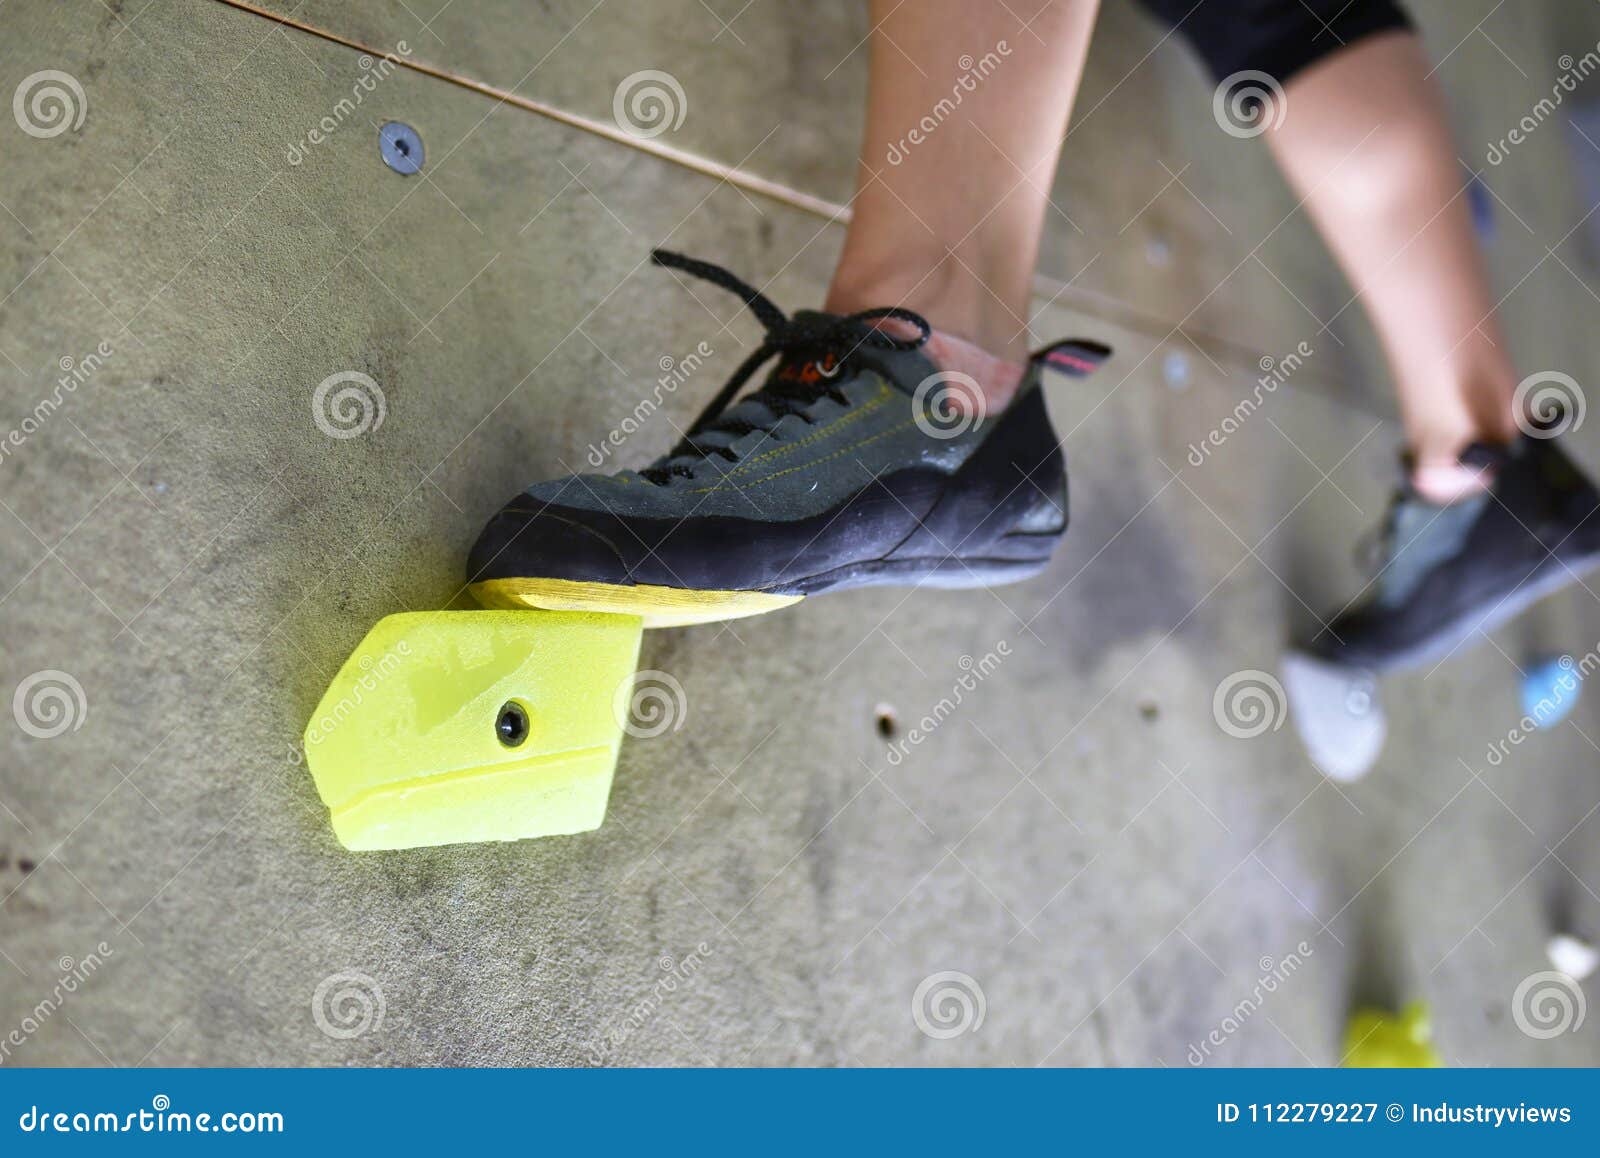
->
<box><xmin>826</xmin><ymin>0</ymin><xmax>1100</xmax><ymax>407</ymax></box>
<box><xmin>1265</xmin><ymin>30</ymin><xmax>1518</xmax><ymax>500</ymax></box>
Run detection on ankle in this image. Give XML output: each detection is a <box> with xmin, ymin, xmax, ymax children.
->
<box><xmin>826</xmin><ymin>271</ymin><xmax>1027</xmax><ymax>413</ymax></box>
<box><xmin>1404</xmin><ymin>390</ymin><xmax>1517</xmax><ymax>503</ymax></box>
<box><xmin>1410</xmin><ymin>457</ymin><xmax>1494</xmax><ymax>504</ymax></box>
<box><xmin>826</xmin><ymin>254</ymin><xmax>1032</xmax><ymax>365</ymax></box>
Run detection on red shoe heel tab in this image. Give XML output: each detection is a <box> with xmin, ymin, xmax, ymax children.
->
<box><xmin>1031</xmin><ymin>338</ymin><xmax>1111</xmax><ymax>378</ymax></box>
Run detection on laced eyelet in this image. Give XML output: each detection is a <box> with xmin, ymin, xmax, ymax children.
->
<box><xmin>640</xmin><ymin>250</ymin><xmax>932</xmax><ymax>486</ymax></box>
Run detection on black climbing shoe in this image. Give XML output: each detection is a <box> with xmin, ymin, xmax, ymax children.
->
<box><xmin>468</xmin><ymin>250</ymin><xmax>1110</xmax><ymax>626</ymax></box>
<box><xmin>1308</xmin><ymin>434</ymin><xmax>1600</xmax><ymax>672</ymax></box>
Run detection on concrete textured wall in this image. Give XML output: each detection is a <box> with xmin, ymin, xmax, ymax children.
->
<box><xmin>1</xmin><ymin>0</ymin><xmax>1597</xmax><ymax>1065</ymax></box>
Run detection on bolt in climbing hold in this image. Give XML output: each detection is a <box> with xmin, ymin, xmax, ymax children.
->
<box><xmin>497</xmin><ymin>701</ymin><xmax>530</xmax><ymax>748</ymax></box>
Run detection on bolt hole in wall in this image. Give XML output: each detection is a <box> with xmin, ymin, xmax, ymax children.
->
<box><xmin>874</xmin><ymin>703</ymin><xmax>899</xmax><ymax>740</ymax></box>
<box><xmin>1139</xmin><ymin>700</ymin><xmax>1159</xmax><ymax>723</ymax></box>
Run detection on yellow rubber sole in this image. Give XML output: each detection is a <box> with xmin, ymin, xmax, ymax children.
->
<box><xmin>470</xmin><ymin>576</ymin><xmax>802</xmax><ymax>628</ymax></box>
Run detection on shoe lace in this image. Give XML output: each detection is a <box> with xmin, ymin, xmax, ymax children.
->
<box><xmin>639</xmin><ymin>250</ymin><xmax>930</xmax><ymax>485</ymax></box>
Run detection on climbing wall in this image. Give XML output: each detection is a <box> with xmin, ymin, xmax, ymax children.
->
<box><xmin>1</xmin><ymin>0</ymin><xmax>1596</xmax><ymax>1064</ymax></box>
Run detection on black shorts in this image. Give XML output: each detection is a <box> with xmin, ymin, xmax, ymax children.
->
<box><xmin>1134</xmin><ymin>0</ymin><xmax>1412</xmax><ymax>85</ymax></box>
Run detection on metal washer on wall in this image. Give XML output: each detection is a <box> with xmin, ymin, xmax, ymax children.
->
<box><xmin>378</xmin><ymin>121</ymin><xmax>424</xmax><ymax>175</ymax></box>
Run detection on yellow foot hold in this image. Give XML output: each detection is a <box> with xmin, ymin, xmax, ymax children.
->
<box><xmin>470</xmin><ymin>576</ymin><xmax>801</xmax><ymax>628</ymax></box>
<box><xmin>303</xmin><ymin>610</ymin><xmax>643</xmax><ymax>851</ymax></box>
<box><xmin>1342</xmin><ymin>1002</ymin><xmax>1443</xmax><ymax>1068</ymax></box>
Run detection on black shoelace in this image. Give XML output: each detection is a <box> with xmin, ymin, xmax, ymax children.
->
<box><xmin>639</xmin><ymin>250</ymin><xmax>930</xmax><ymax>485</ymax></box>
